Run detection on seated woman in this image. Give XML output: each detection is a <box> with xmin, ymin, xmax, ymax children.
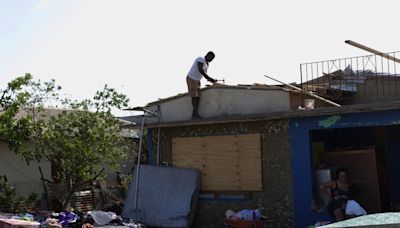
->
<box><xmin>319</xmin><ymin>168</ymin><xmax>350</xmax><ymax>221</ymax></box>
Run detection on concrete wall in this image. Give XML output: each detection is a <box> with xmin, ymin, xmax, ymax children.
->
<box><xmin>0</xmin><ymin>142</ymin><xmax>51</xmax><ymax>196</ymax></box>
<box><xmin>340</xmin><ymin>78</ymin><xmax>400</xmax><ymax>105</ymax></box>
<box><xmin>357</xmin><ymin>78</ymin><xmax>400</xmax><ymax>97</ymax></box>
<box><xmin>152</xmin><ymin>119</ymin><xmax>294</xmax><ymax>228</ymax></box>
<box><xmin>147</xmin><ymin>88</ymin><xmax>291</xmax><ymax>123</ymax></box>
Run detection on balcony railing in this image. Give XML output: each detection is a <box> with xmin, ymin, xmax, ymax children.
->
<box><xmin>300</xmin><ymin>51</ymin><xmax>400</xmax><ymax>102</ymax></box>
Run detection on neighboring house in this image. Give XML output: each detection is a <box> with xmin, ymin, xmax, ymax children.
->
<box><xmin>123</xmin><ymin>69</ymin><xmax>400</xmax><ymax>227</ymax></box>
<box><xmin>0</xmin><ymin>108</ymin><xmax>65</xmax><ymax>197</ymax></box>
<box><xmin>0</xmin><ymin>108</ymin><xmax>138</xmax><ymax>198</ymax></box>
<box><xmin>0</xmin><ymin>141</ymin><xmax>51</xmax><ymax>196</ymax></box>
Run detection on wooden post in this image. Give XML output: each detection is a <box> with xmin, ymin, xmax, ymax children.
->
<box><xmin>345</xmin><ymin>40</ymin><xmax>400</xmax><ymax>64</ymax></box>
<box><xmin>264</xmin><ymin>75</ymin><xmax>341</xmax><ymax>107</ymax></box>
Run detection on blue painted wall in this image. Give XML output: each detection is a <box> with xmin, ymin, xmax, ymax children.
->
<box><xmin>289</xmin><ymin>109</ymin><xmax>400</xmax><ymax>228</ymax></box>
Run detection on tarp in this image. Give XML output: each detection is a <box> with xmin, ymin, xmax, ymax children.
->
<box><xmin>122</xmin><ymin>165</ymin><xmax>200</xmax><ymax>228</ymax></box>
<box><xmin>321</xmin><ymin>212</ymin><xmax>400</xmax><ymax>228</ymax></box>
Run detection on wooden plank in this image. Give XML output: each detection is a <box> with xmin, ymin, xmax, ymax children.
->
<box><xmin>201</xmin><ymin>135</ymin><xmax>238</xmax><ymax>190</ymax></box>
<box><xmin>237</xmin><ymin>134</ymin><xmax>262</xmax><ymax>190</ymax></box>
<box><xmin>172</xmin><ymin>134</ymin><xmax>262</xmax><ymax>191</ymax></box>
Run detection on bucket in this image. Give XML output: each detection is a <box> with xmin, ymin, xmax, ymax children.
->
<box><xmin>305</xmin><ymin>99</ymin><xmax>315</xmax><ymax>110</ymax></box>
<box><xmin>226</xmin><ymin>219</ymin><xmax>267</xmax><ymax>228</ymax></box>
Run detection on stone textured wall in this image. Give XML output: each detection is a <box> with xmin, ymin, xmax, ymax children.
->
<box><xmin>155</xmin><ymin>119</ymin><xmax>294</xmax><ymax>228</ymax></box>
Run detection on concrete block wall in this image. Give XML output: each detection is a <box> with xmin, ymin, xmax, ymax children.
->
<box><xmin>151</xmin><ymin>119</ymin><xmax>294</xmax><ymax>228</ymax></box>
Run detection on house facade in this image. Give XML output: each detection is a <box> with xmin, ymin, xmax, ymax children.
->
<box><xmin>134</xmin><ymin>83</ymin><xmax>400</xmax><ymax>227</ymax></box>
<box><xmin>0</xmin><ymin>141</ymin><xmax>51</xmax><ymax>196</ymax></box>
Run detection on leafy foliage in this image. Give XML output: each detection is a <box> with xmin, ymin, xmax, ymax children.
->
<box><xmin>0</xmin><ymin>175</ymin><xmax>17</xmax><ymax>212</ymax></box>
<box><xmin>0</xmin><ymin>74</ymin><xmax>132</xmax><ymax>209</ymax></box>
<box><xmin>0</xmin><ymin>175</ymin><xmax>39</xmax><ymax>213</ymax></box>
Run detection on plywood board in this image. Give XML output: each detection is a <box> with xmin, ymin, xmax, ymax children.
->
<box><xmin>172</xmin><ymin>134</ymin><xmax>262</xmax><ymax>191</ymax></box>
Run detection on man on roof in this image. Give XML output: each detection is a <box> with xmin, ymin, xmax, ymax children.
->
<box><xmin>186</xmin><ymin>51</ymin><xmax>217</xmax><ymax>119</ymax></box>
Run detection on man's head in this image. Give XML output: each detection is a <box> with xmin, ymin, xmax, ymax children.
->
<box><xmin>205</xmin><ymin>51</ymin><xmax>215</xmax><ymax>63</ymax></box>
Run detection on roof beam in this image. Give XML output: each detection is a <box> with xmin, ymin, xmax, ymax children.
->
<box><xmin>345</xmin><ymin>40</ymin><xmax>400</xmax><ymax>64</ymax></box>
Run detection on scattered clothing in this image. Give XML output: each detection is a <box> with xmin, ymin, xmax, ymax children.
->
<box><xmin>0</xmin><ymin>213</ymin><xmax>13</xmax><ymax>220</ymax></box>
<box><xmin>0</xmin><ymin>211</ymin><xmax>140</xmax><ymax>228</ymax></box>
<box><xmin>121</xmin><ymin>220</ymin><xmax>143</xmax><ymax>228</ymax></box>
<box><xmin>42</xmin><ymin>218</ymin><xmax>62</xmax><ymax>228</ymax></box>
<box><xmin>81</xmin><ymin>223</ymin><xmax>93</xmax><ymax>228</ymax></box>
<box><xmin>20</xmin><ymin>213</ymin><xmax>35</xmax><ymax>221</ymax></box>
<box><xmin>0</xmin><ymin>218</ymin><xmax>40</xmax><ymax>228</ymax></box>
<box><xmin>58</xmin><ymin>212</ymin><xmax>78</xmax><ymax>225</ymax></box>
<box><xmin>87</xmin><ymin>211</ymin><xmax>117</xmax><ymax>226</ymax></box>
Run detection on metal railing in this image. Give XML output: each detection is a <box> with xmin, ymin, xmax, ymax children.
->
<box><xmin>300</xmin><ymin>51</ymin><xmax>400</xmax><ymax>101</ymax></box>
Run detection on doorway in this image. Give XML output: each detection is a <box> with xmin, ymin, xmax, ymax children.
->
<box><xmin>310</xmin><ymin>126</ymin><xmax>400</xmax><ymax>213</ymax></box>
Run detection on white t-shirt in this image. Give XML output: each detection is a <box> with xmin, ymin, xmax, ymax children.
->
<box><xmin>345</xmin><ymin>200</ymin><xmax>367</xmax><ymax>216</ymax></box>
<box><xmin>187</xmin><ymin>57</ymin><xmax>208</xmax><ymax>81</ymax></box>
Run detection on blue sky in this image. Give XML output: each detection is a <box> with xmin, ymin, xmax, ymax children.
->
<box><xmin>0</xmin><ymin>1</ymin><xmax>75</xmax><ymax>73</ymax></box>
<box><xmin>1</xmin><ymin>0</ymin><xmax>400</xmax><ymax>115</ymax></box>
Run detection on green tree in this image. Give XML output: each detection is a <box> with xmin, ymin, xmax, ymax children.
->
<box><xmin>0</xmin><ymin>74</ymin><xmax>35</xmax><ymax>146</ymax></box>
<box><xmin>1</xmin><ymin>74</ymin><xmax>131</xmax><ymax>210</ymax></box>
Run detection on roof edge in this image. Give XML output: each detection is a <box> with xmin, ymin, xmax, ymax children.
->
<box><xmin>145</xmin><ymin>84</ymin><xmax>289</xmax><ymax>107</ymax></box>
<box><xmin>143</xmin><ymin>101</ymin><xmax>400</xmax><ymax>128</ymax></box>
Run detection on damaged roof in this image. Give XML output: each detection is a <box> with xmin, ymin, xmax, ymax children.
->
<box><xmin>142</xmin><ymin>101</ymin><xmax>400</xmax><ymax>128</ymax></box>
<box><xmin>146</xmin><ymin>83</ymin><xmax>299</xmax><ymax>107</ymax></box>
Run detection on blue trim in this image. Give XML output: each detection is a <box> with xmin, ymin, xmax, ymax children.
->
<box><xmin>289</xmin><ymin>109</ymin><xmax>400</xmax><ymax>228</ymax></box>
<box><xmin>147</xmin><ymin>128</ymin><xmax>153</xmax><ymax>165</ymax></box>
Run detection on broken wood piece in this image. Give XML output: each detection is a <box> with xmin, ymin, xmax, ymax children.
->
<box><xmin>345</xmin><ymin>40</ymin><xmax>400</xmax><ymax>64</ymax></box>
<box><xmin>264</xmin><ymin>75</ymin><xmax>341</xmax><ymax>107</ymax></box>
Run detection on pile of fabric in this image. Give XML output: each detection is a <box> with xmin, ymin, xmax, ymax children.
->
<box><xmin>0</xmin><ymin>211</ymin><xmax>145</xmax><ymax>228</ymax></box>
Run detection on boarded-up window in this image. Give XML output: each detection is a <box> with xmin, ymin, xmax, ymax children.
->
<box><xmin>172</xmin><ymin>134</ymin><xmax>262</xmax><ymax>191</ymax></box>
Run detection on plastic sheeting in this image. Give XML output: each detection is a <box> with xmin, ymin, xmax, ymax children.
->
<box><xmin>123</xmin><ymin>165</ymin><xmax>200</xmax><ymax>228</ymax></box>
<box><xmin>87</xmin><ymin>211</ymin><xmax>117</xmax><ymax>226</ymax></box>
